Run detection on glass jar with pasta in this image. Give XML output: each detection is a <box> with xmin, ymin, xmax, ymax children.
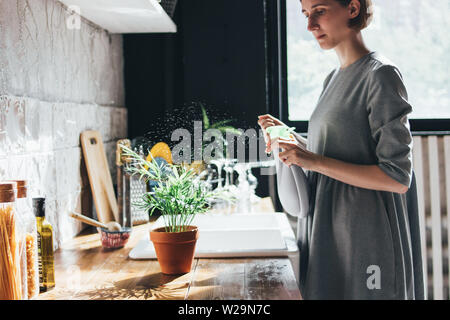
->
<box><xmin>0</xmin><ymin>182</ymin><xmax>25</xmax><ymax>300</ymax></box>
<box><xmin>13</xmin><ymin>180</ymin><xmax>39</xmax><ymax>299</ymax></box>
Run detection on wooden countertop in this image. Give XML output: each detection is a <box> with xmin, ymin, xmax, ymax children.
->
<box><xmin>37</xmin><ymin>198</ymin><xmax>302</xmax><ymax>300</ymax></box>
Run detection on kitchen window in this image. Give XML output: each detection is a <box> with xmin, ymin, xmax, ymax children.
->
<box><xmin>278</xmin><ymin>0</ymin><xmax>450</xmax><ymax>133</ymax></box>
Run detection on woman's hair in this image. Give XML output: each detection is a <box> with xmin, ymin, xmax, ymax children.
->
<box><xmin>335</xmin><ymin>0</ymin><xmax>373</xmax><ymax>30</ymax></box>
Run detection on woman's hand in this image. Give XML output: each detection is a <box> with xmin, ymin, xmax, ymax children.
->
<box><xmin>276</xmin><ymin>139</ymin><xmax>408</xmax><ymax>193</ymax></box>
<box><xmin>257</xmin><ymin>114</ymin><xmax>286</xmax><ymax>153</ymax></box>
<box><xmin>277</xmin><ymin>139</ymin><xmax>322</xmax><ymax>171</ymax></box>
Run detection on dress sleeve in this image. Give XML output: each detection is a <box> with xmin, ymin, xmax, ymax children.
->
<box><xmin>367</xmin><ymin>65</ymin><xmax>413</xmax><ymax>187</ymax></box>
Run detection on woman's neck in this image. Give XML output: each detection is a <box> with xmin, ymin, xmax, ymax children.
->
<box><xmin>335</xmin><ymin>32</ymin><xmax>371</xmax><ymax>69</ymax></box>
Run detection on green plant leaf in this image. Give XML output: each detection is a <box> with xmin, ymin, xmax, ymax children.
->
<box><xmin>200</xmin><ymin>104</ymin><xmax>210</xmax><ymax>129</ymax></box>
<box><xmin>209</xmin><ymin>119</ymin><xmax>233</xmax><ymax>129</ymax></box>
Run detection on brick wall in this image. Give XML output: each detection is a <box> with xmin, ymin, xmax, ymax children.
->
<box><xmin>0</xmin><ymin>0</ymin><xmax>127</xmax><ymax>248</ymax></box>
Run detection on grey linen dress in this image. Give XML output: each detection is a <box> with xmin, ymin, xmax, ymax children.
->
<box><xmin>296</xmin><ymin>52</ymin><xmax>424</xmax><ymax>299</ymax></box>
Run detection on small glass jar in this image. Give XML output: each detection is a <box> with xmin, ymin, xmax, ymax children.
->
<box><xmin>13</xmin><ymin>181</ymin><xmax>39</xmax><ymax>299</ymax></box>
<box><xmin>0</xmin><ymin>182</ymin><xmax>25</xmax><ymax>300</ymax></box>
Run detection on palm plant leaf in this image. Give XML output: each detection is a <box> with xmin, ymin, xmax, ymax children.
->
<box><xmin>209</xmin><ymin>119</ymin><xmax>233</xmax><ymax>129</ymax></box>
<box><xmin>200</xmin><ymin>104</ymin><xmax>210</xmax><ymax>129</ymax></box>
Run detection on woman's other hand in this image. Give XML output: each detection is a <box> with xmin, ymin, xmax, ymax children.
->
<box><xmin>277</xmin><ymin>139</ymin><xmax>321</xmax><ymax>170</ymax></box>
<box><xmin>257</xmin><ymin>114</ymin><xmax>286</xmax><ymax>153</ymax></box>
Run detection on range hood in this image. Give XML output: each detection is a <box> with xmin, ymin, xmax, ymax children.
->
<box><xmin>59</xmin><ymin>0</ymin><xmax>177</xmax><ymax>34</ymax></box>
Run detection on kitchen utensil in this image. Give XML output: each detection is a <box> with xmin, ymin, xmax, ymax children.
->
<box><xmin>117</xmin><ymin>141</ymin><xmax>149</xmax><ymax>226</ymax></box>
<box><xmin>70</xmin><ymin>211</ymin><xmax>130</xmax><ymax>249</ymax></box>
<box><xmin>99</xmin><ymin>228</ymin><xmax>131</xmax><ymax>249</ymax></box>
<box><xmin>272</xmin><ymin>147</ymin><xmax>310</xmax><ymax>220</ymax></box>
<box><xmin>129</xmin><ymin>147</ymin><xmax>149</xmax><ymax>225</ymax></box>
<box><xmin>116</xmin><ymin>139</ymin><xmax>132</xmax><ymax>228</ymax></box>
<box><xmin>80</xmin><ymin>131</ymin><xmax>119</xmax><ymax>224</ymax></box>
<box><xmin>69</xmin><ymin>211</ymin><xmax>122</xmax><ymax>231</ymax></box>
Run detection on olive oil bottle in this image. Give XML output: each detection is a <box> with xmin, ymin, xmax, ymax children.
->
<box><xmin>33</xmin><ymin>198</ymin><xmax>55</xmax><ymax>292</ymax></box>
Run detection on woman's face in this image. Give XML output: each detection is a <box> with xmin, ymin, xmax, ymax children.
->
<box><xmin>301</xmin><ymin>0</ymin><xmax>358</xmax><ymax>50</ymax></box>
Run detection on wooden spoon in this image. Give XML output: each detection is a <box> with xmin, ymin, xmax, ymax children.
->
<box><xmin>69</xmin><ymin>211</ymin><xmax>122</xmax><ymax>231</ymax></box>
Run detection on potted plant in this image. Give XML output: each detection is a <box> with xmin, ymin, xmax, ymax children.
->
<box><xmin>120</xmin><ymin>145</ymin><xmax>232</xmax><ymax>274</ymax></box>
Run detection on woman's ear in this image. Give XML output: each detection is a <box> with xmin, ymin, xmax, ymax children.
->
<box><xmin>348</xmin><ymin>0</ymin><xmax>361</xmax><ymax>19</ymax></box>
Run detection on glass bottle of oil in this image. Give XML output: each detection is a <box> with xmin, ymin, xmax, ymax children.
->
<box><xmin>33</xmin><ymin>198</ymin><xmax>55</xmax><ymax>292</ymax></box>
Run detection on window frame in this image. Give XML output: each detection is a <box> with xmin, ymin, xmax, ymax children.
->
<box><xmin>272</xmin><ymin>1</ymin><xmax>450</xmax><ymax>135</ymax></box>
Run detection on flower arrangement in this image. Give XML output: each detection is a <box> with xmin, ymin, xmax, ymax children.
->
<box><xmin>120</xmin><ymin>145</ymin><xmax>233</xmax><ymax>233</ymax></box>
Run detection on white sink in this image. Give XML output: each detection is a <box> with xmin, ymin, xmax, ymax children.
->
<box><xmin>164</xmin><ymin>212</ymin><xmax>283</xmax><ymax>231</ymax></box>
<box><xmin>129</xmin><ymin>213</ymin><xmax>295</xmax><ymax>259</ymax></box>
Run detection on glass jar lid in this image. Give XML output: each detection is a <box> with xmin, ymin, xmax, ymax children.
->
<box><xmin>0</xmin><ymin>182</ymin><xmax>16</xmax><ymax>203</ymax></box>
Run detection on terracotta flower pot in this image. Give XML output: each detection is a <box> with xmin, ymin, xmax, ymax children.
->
<box><xmin>150</xmin><ymin>226</ymin><xmax>199</xmax><ymax>274</ymax></box>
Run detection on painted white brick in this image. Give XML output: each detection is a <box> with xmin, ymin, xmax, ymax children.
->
<box><xmin>5</xmin><ymin>155</ymin><xmax>28</xmax><ymax>181</ymax></box>
<box><xmin>24</xmin><ymin>98</ymin><xmax>41</xmax><ymax>153</ymax></box>
<box><xmin>5</xmin><ymin>96</ymin><xmax>54</xmax><ymax>154</ymax></box>
<box><xmin>27</xmin><ymin>153</ymin><xmax>57</xmax><ymax>201</ymax></box>
<box><xmin>56</xmin><ymin>191</ymin><xmax>84</xmax><ymax>247</ymax></box>
<box><xmin>77</xmin><ymin>104</ymin><xmax>98</xmax><ymax>134</ymax></box>
<box><xmin>111</xmin><ymin>107</ymin><xmax>122</xmax><ymax>141</ymax></box>
<box><xmin>53</xmin><ymin>103</ymin><xmax>79</xmax><ymax>149</ymax></box>
<box><xmin>97</xmin><ymin>106</ymin><xmax>113</xmax><ymax>142</ymax></box>
<box><xmin>0</xmin><ymin>96</ymin><xmax>7</xmax><ymax>158</ymax></box>
<box><xmin>0</xmin><ymin>157</ymin><xmax>8</xmax><ymax>179</ymax></box>
<box><xmin>38</xmin><ymin>101</ymin><xmax>54</xmax><ymax>153</ymax></box>
<box><xmin>119</xmin><ymin>108</ymin><xmax>128</xmax><ymax>139</ymax></box>
<box><xmin>0</xmin><ymin>0</ymin><xmax>124</xmax><ymax>106</ymax></box>
<box><xmin>1</xmin><ymin>96</ymin><xmax>26</xmax><ymax>155</ymax></box>
<box><xmin>54</xmin><ymin>147</ymin><xmax>82</xmax><ymax>197</ymax></box>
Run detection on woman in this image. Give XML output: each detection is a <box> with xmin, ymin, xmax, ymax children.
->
<box><xmin>258</xmin><ymin>0</ymin><xmax>424</xmax><ymax>299</ymax></box>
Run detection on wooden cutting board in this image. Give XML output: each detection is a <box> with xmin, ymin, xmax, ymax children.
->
<box><xmin>80</xmin><ymin>130</ymin><xmax>119</xmax><ymax>224</ymax></box>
